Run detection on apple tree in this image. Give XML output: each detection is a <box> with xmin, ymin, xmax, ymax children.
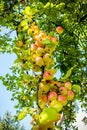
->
<box><xmin>0</xmin><ymin>0</ymin><xmax>87</xmax><ymax>130</ymax></box>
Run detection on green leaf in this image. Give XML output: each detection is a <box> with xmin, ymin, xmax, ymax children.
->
<box><xmin>60</xmin><ymin>66</ymin><xmax>76</xmax><ymax>81</ymax></box>
<box><xmin>43</xmin><ymin>38</ymin><xmax>55</xmax><ymax>48</ymax></box>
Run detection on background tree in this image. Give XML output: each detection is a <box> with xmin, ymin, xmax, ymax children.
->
<box><xmin>0</xmin><ymin>111</ymin><xmax>25</xmax><ymax>130</ymax></box>
<box><xmin>0</xmin><ymin>0</ymin><xmax>87</xmax><ymax>130</ymax></box>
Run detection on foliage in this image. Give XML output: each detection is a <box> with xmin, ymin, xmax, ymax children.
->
<box><xmin>0</xmin><ymin>0</ymin><xmax>87</xmax><ymax>130</ymax></box>
<box><xmin>0</xmin><ymin>111</ymin><xmax>25</xmax><ymax>130</ymax></box>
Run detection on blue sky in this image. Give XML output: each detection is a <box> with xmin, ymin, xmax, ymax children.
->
<box><xmin>0</xmin><ymin>27</ymin><xmax>87</xmax><ymax>130</ymax></box>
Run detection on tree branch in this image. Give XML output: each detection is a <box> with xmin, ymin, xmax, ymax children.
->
<box><xmin>36</xmin><ymin>66</ymin><xmax>44</xmax><ymax>112</ymax></box>
<box><xmin>57</xmin><ymin>113</ymin><xmax>64</xmax><ymax>126</ymax></box>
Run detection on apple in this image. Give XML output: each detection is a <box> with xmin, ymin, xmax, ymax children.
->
<box><xmin>58</xmin><ymin>95</ymin><xmax>67</xmax><ymax>106</ymax></box>
<box><xmin>59</xmin><ymin>86</ymin><xmax>67</xmax><ymax>95</ymax></box>
<box><xmin>39</xmin><ymin>100</ymin><xmax>46</xmax><ymax>109</ymax></box>
<box><xmin>32</xmin><ymin>54</ymin><xmax>37</xmax><ymax>62</ymax></box>
<box><xmin>36</xmin><ymin>56</ymin><xmax>44</xmax><ymax>67</ymax></box>
<box><xmin>35</xmin><ymin>41</ymin><xmax>43</xmax><ymax>47</ymax></box>
<box><xmin>36</xmin><ymin>47</ymin><xmax>44</xmax><ymax>56</ymax></box>
<box><xmin>51</xmin><ymin>37</ymin><xmax>58</xmax><ymax>43</ymax></box>
<box><xmin>39</xmin><ymin>82</ymin><xmax>50</xmax><ymax>93</ymax></box>
<box><xmin>56</xmin><ymin>26</ymin><xmax>63</xmax><ymax>34</ymax></box>
<box><xmin>30</xmin><ymin>44</ymin><xmax>37</xmax><ymax>52</ymax></box>
<box><xmin>43</xmin><ymin>71</ymin><xmax>53</xmax><ymax>80</ymax></box>
<box><xmin>39</xmin><ymin>107</ymin><xmax>58</xmax><ymax>125</ymax></box>
<box><xmin>48</xmin><ymin>91</ymin><xmax>57</xmax><ymax>101</ymax></box>
<box><xmin>41</xmin><ymin>94</ymin><xmax>48</xmax><ymax>102</ymax></box>
<box><xmin>43</xmin><ymin>53</ymin><xmax>51</xmax><ymax>63</ymax></box>
<box><xmin>17</xmin><ymin>40</ymin><xmax>23</xmax><ymax>47</ymax></box>
<box><xmin>18</xmin><ymin>112</ymin><xmax>25</xmax><ymax>120</ymax></box>
<box><xmin>32</xmin><ymin>64</ymin><xmax>41</xmax><ymax>72</ymax></box>
<box><xmin>72</xmin><ymin>84</ymin><xmax>81</xmax><ymax>93</ymax></box>
<box><xmin>50</xmin><ymin>100</ymin><xmax>63</xmax><ymax>112</ymax></box>
<box><xmin>67</xmin><ymin>90</ymin><xmax>74</xmax><ymax>100</ymax></box>
<box><xmin>64</xmin><ymin>81</ymin><xmax>72</xmax><ymax>90</ymax></box>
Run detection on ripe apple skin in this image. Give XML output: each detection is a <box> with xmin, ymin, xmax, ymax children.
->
<box><xmin>43</xmin><ymin>71</ymin><xmax>53</xmax><ymax>80</ymax></box>
<box><xmin>64</xmin><ymin>81</ymin><xmax>72</xmax><ymax>90</ymax></box>
<box><xmin>36</xmin><ymin>56</ymin><xmax>44</xmax><ymax>67</ymax></box>
<box><xmin>43</xmin><ymin>53</ymin><xmax>50</xmax><ymax>63</ymax></box>
<box><xmin>56</xmin><ymin>26</ymin><xmax>63</xmax><ymax>34</ymax></box>
<box><xmin>58</xmin><ymin>95</ymin><xmax>67</xmax><ymax>106</ymax></box>
<box><xmin>36</xmin><ymin>47</ymin><xmax>44</xmax><ymax>56</ymax></box>
<box><xmin>59</xmin><ymin>86</ymin><xmax>67</xmax><ymax>95</ymax></box>
<box><xmin>41</xmin><ymin>94</ymin><xmax>48</xmax><ymax>102</ymax></box>
<box><xmin>48</xmin><ymin>91</ymin><xmax>57</xmax><ymax>101</ymax></box>
<box><xmin>30</xmin><ymin>44</ymin><xmax>37</xmax><ymax>52</ymax></box>
<box><xmin>50</xmin><ymin>100</ymin><xmax>63</xmax><ymax>112</ymax></box>
<box><xmin>39</xmin><ymin>107</ymin><xmax>58</xmax><ymax>125</ymax></box>
<box><xmin>67</xmin><ymin>90</ymin><xmax>74</xmax><ymax>100</ymax></box>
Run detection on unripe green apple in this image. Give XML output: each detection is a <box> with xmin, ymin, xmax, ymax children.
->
<box><xmin>39</xmin><ymin>107</ymin><xmax>58</xmax><ymax>125</ymax></box>
<box><xmin>72</xmin><ymin>84</ymin><xmax>81</xmax><ymax>93</ymax></box>
<box><xmin>59</xmin><ymin>86</ymin><xmax>67</xmax><ymax>95</ymax></box>
<box><xmin>56</xmin><ymin>26</ymin><xmax>63</xmax><ymax>34</ymax></box>
<box><xmin>58</xmin><ymin>95</ymin><xmax>67</xmax><ymax>106</ymax></box>
<box><xmin>50</xmin><ymin>100</ymin><xmax>63</xmax><ymax>112</ymax></box>
<box><xmin>48</xmin><ymin>91</ymin><xmax>57</xmax><ymax>101</ymax></box>
<box><xmin>67</xmin><ymin>90</ymin><xmax>74</xmax><ymax>100</ymax></box>
<box><xmin>64</xmin><ymin>81</ymin><xmax>72</xmax><ymax>90</ymax></box>
<box><xmin>36</xmin><ymin>56</ymin><xmax>44</xmax><ymax>67</ymax></box>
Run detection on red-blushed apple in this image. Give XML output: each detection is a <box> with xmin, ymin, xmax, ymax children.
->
<box><xmin>58</xmin><ymin>95</ymin><xmax>67</xmax><ymax>106</ymax></box>
<box><xmin>30</xmin><ymin>44</ymin><xmax>37</xmax><ymax>52</ymax></box>
<box><xmin>64</xmin><ymin>81</ymin><xmax>72</xmax><ymax>90</ymax></box>
<box><xmin>36</xmin><ymin>47</ymin><xmax>44</xmax><ymax>56</ymax></box>
<box><xmin>59</xmin><ymin>86</ymin><xmax>67</xmax><ymax>95</ymax></box>
<box><xmin>51</xmin><ymin>37</ymin><xmax>58</xmax><ymax>43</ymax></box>
<box><xmin>48</xmin><ymin>91</ymin><xmax>57</xmax><ymax>101</ymax></box>
<box><xmin>43</xmin><ymin>53</ymin><xmax>50</xmax><ymax>63</ymax></box>
<box><xmin>67</xmin><ymin>90</ymin><xmax>74</xmax><ymax>100</ymax></box>
<box><xmin>41</xmin><ymin>94</ymin><xmax>48</xmax><ymax>102</ymax></box>
<box><xmin>43</xmin><ymin>71</ymin><xmax>53</xmax><ymax>80</ymax></box>
<box><xmin>56</xmin><ymin>26</ymin><xmax>63</xmax><ymax>34</ymax></box>
<box><xmin>35</xmin><ymin>41</ymin><xmax>43</xmax><ymax>47</ymax></box>
<box><xmin>50</xmin><ymin>100</ymin><xmax>63</xmax><ymax>112</ymax></box>
<box><xmin>36</xmin><ymin>56</ymin><xmax>44</xmax><ymax>67</ymax></box>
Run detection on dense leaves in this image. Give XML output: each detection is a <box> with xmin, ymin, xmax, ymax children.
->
<box><xmin>0</xmin><ymin>0</ymin><xmax>87</xmax><ymax>130</ymax></box>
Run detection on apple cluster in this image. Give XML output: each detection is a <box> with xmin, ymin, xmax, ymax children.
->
<box><xmin>38</xmin><ymin>81</ymin><xmax>75</xmax><ymax>125</ymax></box>
<box><xmin>30</xmin><ymin>24</ymin><xmax>58</xmax><ymax>72</ymax></box>
<box><xmin>29</xmin><ymin>24</ymin><xmax>75</xmax><ymax>126</ymax></box>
